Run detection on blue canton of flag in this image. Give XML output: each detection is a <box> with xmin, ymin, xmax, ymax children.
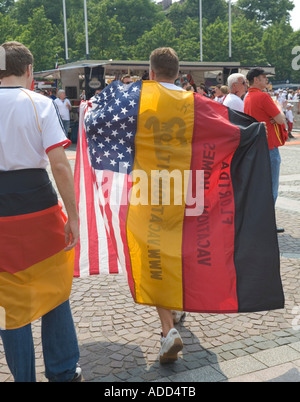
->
<box><xmin>84</xmin><ymin>80</ymin><xmax>141</xmax><ymax>173</ymax></box>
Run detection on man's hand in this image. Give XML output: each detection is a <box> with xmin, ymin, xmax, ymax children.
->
<box><xmin>64</xmin><ymin>219</ymin><xmax>79</xmax><ymax>251</ymax></box>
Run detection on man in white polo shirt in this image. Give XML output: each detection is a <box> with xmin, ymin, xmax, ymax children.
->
<box><xmin>223</xmin><ymin>73</ymin><xmax>248</xmax><ymax>113</ymax></box>
<box><xmin>0</xmin><ymin>41</ymin><xmax>80</xmax><ymax>382</ymax></box>
<box><xmin>54</xmin><ymin>89</ymin><xmax>72</xmax><ymax>136</ymax></box>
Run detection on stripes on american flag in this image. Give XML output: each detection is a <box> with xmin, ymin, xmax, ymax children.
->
<box><xmin>74</xmin><ymin>80</ymin><xmax>141</xmax><ymax>283</ymax></box>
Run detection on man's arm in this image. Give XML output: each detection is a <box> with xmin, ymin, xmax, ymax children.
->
<box><xmin>47</xmin><ymin>146</ymin><xmax>79</xmax><ymax>251</ymax></box>
<box><xmin>265</xmin><ymin>95</ymin><xmax>286</xmax><ymax>125</ymax></box>
<box><xmin>67</xmin><ymin>99</ymin><xmax>72</xmax><ymax>111</ymax></box>
<box><xmin>271</xmin><ymin>111</ymin><xmax>286</xmax><ymax>125</ymax></box>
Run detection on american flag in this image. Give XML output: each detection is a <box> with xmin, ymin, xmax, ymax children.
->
<box><xmin>74</xmin><ymin>81</ymin><xmax>141</xmax><ymax>278</ymax></box>
<box><xmin>84</xmin><ymin>80</ymin><xmax>141</xmax><ymax>173</ymax></box>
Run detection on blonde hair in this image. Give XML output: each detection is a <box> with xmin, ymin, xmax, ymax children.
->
<box><xmin>220</xmin><ymin>85</ymin><xmax>229</xmax><ymax>95</ymax></box>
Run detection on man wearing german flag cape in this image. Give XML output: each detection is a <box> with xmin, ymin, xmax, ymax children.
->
<box><xmin>0</xmin><ymin>42</ymin><xmax>81</xmax><ymax>382</ymax></box>
<box><xmin>75</xmin><ymin>47</ymin><xmax>284</xmax><ymax>363</ymax></box>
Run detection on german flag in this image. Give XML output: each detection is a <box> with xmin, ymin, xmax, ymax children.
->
<box><xmin>76</xmin><ymin>80</ymin><xmax>284</xmax><ymax>314</ymax></box>
<box><xmin>0</xmin><ymin>169</ymin><xmax>74</xmax><ymax>329</ymax></box>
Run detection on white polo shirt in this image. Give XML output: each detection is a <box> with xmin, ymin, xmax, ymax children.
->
<box><xmin>0</xmin><ymin>87</ymin><xmax>71</xmax><ymax>171</ymax></box>
<box><xmin>223</xmin><ymin>93</ymin><xmax>244</xmax><ymax>113</ymax></box>
<box><xmin>54</xmin><ymin>97</ymin><xmax>71</xmax><ymax>121</ymax></box>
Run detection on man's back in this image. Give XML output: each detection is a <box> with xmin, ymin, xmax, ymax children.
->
<box><xmin>0</xmin><ymin>87</ymin><xmax>68</xmax><ymax>170</ymax></box>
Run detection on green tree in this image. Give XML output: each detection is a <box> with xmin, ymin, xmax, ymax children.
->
<box><xmin>177</xmin><ymin>17</ymin><xmax>200</xmax><ymax>61</ymax></box>
<box><xmin>0</xmin><ymin>12</ymin><xmax>21</xmax><ymax>43</ymax></box>
<box><xmin>177</xmin><ymin>14</ymin><xmax>266</xmax><ymax>65</ymax></box>
<box><xmin>0</xmin><ymin>0</ymin><xmax>14</xmax><ymax>14</ymax></box>
<box><xmin>16</xmin><ymin>6</ymin><xmax>63</xmax><ymax>71</ymax></box>
<box><xmin>236</xmin><ymin>0</ymin><xmax>294</xmax><ymax>26</ymax></box>
<box><xmin>103</xmin><ymin>0</ymin><xmax>165</xmax><ymax>46</ymax></box>
<box><xmin>231</xmin><ymin>16</ymin><xmax>266</xmax><ymax>65</ymax></box>
<box><xmin>1</xmin><ymin>0</ymin><xmax>299</xmax><ymax>84</ymax></box>
<box><xmin>202</xmin><ymin>17</ymin><xmax>228</xmax><ymax>62</ymax></box>
<box><xmin>133</xmin><ymin>20</ymin><xmax>178</xmax><ymax>60</ymax></box>
<box><xmin>89</xmin><ymin>2</ymin><xmax>125</xmax><ymax>60</ymax></box>
<box><xmin>262</xmin><ymin>19</ymin><xmax>295</xmax><ymax>80</ymax></box>
<box><xmin>168</xmin><ymin>0</ymin><xmax>228</xmax><ymax>35</ymax></box>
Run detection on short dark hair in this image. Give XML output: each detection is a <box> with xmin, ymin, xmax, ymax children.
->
<box><xmin>150</xmin><ymin>47</ymin><xmax>179</xmax><ymax>81</ymax></box>
<box><xmin>246</xmin><ymin>68</ymin><xmax>267</xmax><ymax>85</ymax></box>
<box><xmin>0</xmin><ymin>41</ymin><xmax>33</xmax><ymax>79</ymax></box>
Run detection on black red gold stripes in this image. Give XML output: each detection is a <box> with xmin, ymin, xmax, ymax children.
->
<box><xmin>0</xmin><ymin>169</ymin><xmax>74</xmax><ymax>329</ymax></box>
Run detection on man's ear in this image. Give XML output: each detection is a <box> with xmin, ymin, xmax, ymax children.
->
<box><xmin>27</xmin><ymin>64</ymin><xmax>33</xmax><ymax>76</ymax></box>
<box><xmin>149</xmin><ymin>69</ymin><xmax>156</xmax><ymax>81</ymax></box>
<box><xmin>25</xmin><ymin>64</ymin><xmax>34</xmax><ymax>89</ymax></box>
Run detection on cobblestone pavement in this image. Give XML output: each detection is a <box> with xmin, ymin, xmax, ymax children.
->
<box><xmin>1</xmin><ymin>127</ymin><xmax>300</xmax><ymax>383</ymax></box>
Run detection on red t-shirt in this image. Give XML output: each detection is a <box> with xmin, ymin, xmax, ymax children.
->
<box><xmin>244</xmin><ymin>88</ymin><xmax>281</xmax><ymax>150</ymax></box>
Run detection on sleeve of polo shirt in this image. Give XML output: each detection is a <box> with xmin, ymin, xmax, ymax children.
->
<box><xmin>262</xmin><ymin>93</ymin><xmax>281</xmax><ymax>119</ymax></box>
<box><xmin>40</xmin><ymin>99</ymin><xmax>72</xmax><ymax>153</ymax></box>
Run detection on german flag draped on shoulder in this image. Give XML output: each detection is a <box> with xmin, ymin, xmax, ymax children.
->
<box><xmin>0</xmin><ymin>169</ymin><xmax>75</xmax><ymax>330</ymax></box>
<box><xmin>74</xmin><ymin>80</ymin><xmax>284</xmax><ymax>314</ymax></box>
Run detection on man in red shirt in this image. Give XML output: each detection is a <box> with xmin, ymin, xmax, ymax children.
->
<box><xmin>244</xmin><ymin>68</ymin><xmax>286</xmax><ymax>233</ymax></box>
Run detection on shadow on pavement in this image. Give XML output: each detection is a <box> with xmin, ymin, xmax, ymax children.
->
<box><xmin>78</xmin><ymin>321</ymin><xmax>227</xmax><ymax>382</ymax></box>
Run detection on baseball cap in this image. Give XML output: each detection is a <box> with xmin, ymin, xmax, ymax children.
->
<box><xmin>246</xmin><ymin>68</ymin><xmax>267</xmax><ymax>82</ymax></box>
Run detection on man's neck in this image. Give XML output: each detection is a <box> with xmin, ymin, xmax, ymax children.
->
<box><xmin>249</xmin><ymin>85</ymin><xmax>264</xmax><ymax>91</ymax></box>
<box><xmin>0</xmin><ymin>75</ymin><xmax>27</xmax><ymax>88</ymax></box>
<box><xmin>155</xmin><ymin>79</ymin><xmax>175</xmax><ymax>84</ymax></box>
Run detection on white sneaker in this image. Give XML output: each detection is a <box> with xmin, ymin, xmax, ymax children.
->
<box><xmin>172</xmin><ymin>310</ymin><xmax>186</xmax><ymax>324</ymax></box>
<box><xmin>159</xmin><ymin>328</ymin><xmax>183</xmax><ymax>364</ymax></box>
<box><xmin>69</xmin><ymin>364</ymin><xmax>83</xmax><ymax>382</ymax></box>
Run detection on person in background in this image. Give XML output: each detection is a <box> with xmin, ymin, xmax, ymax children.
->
<box><xmin>49</xmin><ymin>89</ymin><xmax>56</xmax><ymax>100</ymax></box>
<box><xmin>214</xmin><ymin>84</ymin><xmax>226</xmax><ymax>104</ymax></box>
<box><xmin>181</xmin><ymin>81</ymin><xmax>188</xmax><ymax>90</ymax></box>
<box><xmin>223</xmin><ymin>73</ymin><xmax>248</xmax><ymax>113</ymax></box>
<box><xmin>286</xmin><ymin>103</ymin><xmax>295</xmax><ymax>139</ymax></box>
<box><xmin>54</xmin><ymin>89</ymin><xmax>72</xmax><ymax>136</ymax></box>
<box><xmin>244</xmin><ymin>68</ymin><xmax>286</xmax><ymax>234</ymax></box>
<box><xmin>121</xmin><ymin>74</ymin><xmax>133</xmax><ymax>85</ymax></box>
<box><xmin>197</xmin><ymin>83</ymin><xmax>209</xmax><ymax>97</ymax></box>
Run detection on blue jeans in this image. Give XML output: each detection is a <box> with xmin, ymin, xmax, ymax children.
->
<box><xmin>62</xmin><ymin>120</ymin><xmax>70</xmax><ymax>137</ymax></box>
<box><xmin>269</xmin><ymin>147</ymin><xmax>281</xmax><ymax>205</ymax></box>
<box><xmin>0</xmin><ymin>300</ymin><xmax>79</xmax><ymax>382</ymax></box>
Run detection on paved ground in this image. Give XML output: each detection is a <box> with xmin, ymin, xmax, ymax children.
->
<box><xmin>1</xmin><ymin>116</ymin><xmax>300</xmax><ymax>383</ymax></box>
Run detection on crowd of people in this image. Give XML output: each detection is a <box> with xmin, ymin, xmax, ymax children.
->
<box><xmin>35</xmin><ymin>69</ymin><xmax>300</xmax><ymax>143</ymax></box>
<box><xmin>177</xmin><ymin>73</ymin><xmax>299</xmax><ymax>141</ymax></box>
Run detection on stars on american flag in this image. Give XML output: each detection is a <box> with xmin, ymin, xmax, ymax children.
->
<box><xmin>84</xmin><ymin>80</ymin><xmax>141</xmax><ymax>173</ymax></box>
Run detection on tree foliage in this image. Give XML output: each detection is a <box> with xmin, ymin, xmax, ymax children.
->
<box><xmin>236</xmin><ymin>0</ymin><xmax>294</xmax><ymax>26</ymax></box>
<box><xmin>0</xmin><ymin>0</ymin><xmax>299</xmax><ymax>81</ymax></box>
